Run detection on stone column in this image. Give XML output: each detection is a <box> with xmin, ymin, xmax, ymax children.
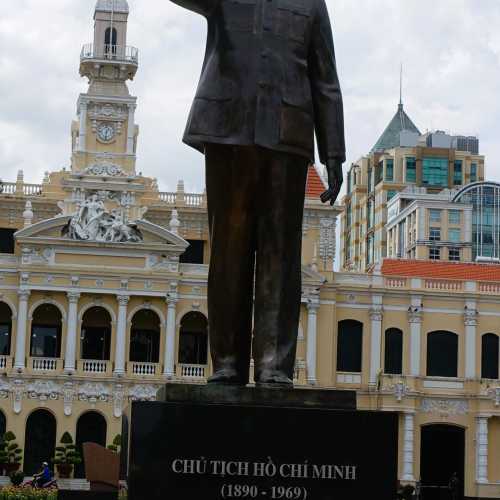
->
<box><xmin>13</xmin><ymin>290</ymin><xmax>30</xmax><ymax>371</ymax></box>
<box><xmin>126</xmin><ymin>104</ymin><xmax>136</xmax><ymax>155</ymax></box>
<box><xmin>64</xmin><ymin>292</ymin><xmax>80</xmax><ymax>374</ymax></box>
<box><xmin>78</xmin><ymin>101</ymin><xmax>88</xmax><ymax>152</ymax></box>
<box><xmin>369</xmin><ymin>299</ymin><xmax>383</xmax><ymax>385</ymax></box>
<box><xmin>114</xmin><ymin>295</ymin><xmax>130</xmax><ymax>376</ymax></box>
<box><xmin>402</xmin><ymin>412</ymin><xmax>415</xmax><ymax>481</ymax></box>
<box><xmin>164</xmin><ymin>295</ymin><xmax>178</xmax><ymax>378</ymax></box>
<box><xmin>306</xmin><ymin>301</ymin><xmax>320</xmax><ymax>385</ymax></box>
<box><xmin>464</xmin><ymin>301</ymin><xmax>478</xmax><ymax>379</ymax></box>
<box><xmin>476</xmin><ymin>415</ymin><xmax>489</xmax><ymax>484</ymax></box>
<box><xmin>408</xmin><ymin>300</ymin><xmax>422</xmax><ymax>377</ymax></box>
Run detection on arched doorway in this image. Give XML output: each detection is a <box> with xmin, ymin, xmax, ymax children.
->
<box><xmin>80</xmin><ymin>307</ymin><xmax>112</xmax><ymax>361</ymax></box>
<box><xmin>178</xmin><ymin>312</ymin><xmax>208</xmax><ymax>366</ymax></box>
<box><xmin>30</xmin><ymin>304</ymin><xmax>62</xmax><ymax>358</ymax></box>
<box><xmin>24</xmin><ymin>409</ymin><xmax>57</xmax><ymax>475</ymax></box>
<box><xmin>75</xmin><ymin>411</ymin><xmax>107</xmax><ymax>479</ymax></box>
<box><xmin>0</xmin><ymin>302</ymin><xmax>12</xmax><ymax>356</ymax></box>
<box><xmin>420</xmin><ymin>424</ymin><xmax>465</xmax><ymax>500</ymax></box>
<box><xmin>130</xmin><ymin>310</ymin><xmax>161</xmax><ymax>364</ymax></box>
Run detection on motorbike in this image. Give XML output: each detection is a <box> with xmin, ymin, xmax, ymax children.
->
<box><xmin>23</xmin><ymin>476</ymin><xmax>58</xmax><ymax>489</ymax></box>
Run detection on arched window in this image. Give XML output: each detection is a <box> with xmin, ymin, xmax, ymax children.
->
<box><xmin>481</xmin><ymin>333</ymin><xmax>499</xmax><ymax>379</ymax></box>
<box><xmin>104</xmin><ymin>27</ymin><xmax>118</xmax><ymax>55</ymax></box>
<box><xmin>130</xmin><ymin>310</ymin><xmax>161</xmax><ymax>363</ymax></box>
<box><xmin>384</xmin><ymin>328</ymin><xmax>403</xmax><ymax>375</ymax></box>
<box><xmin>337</xmin><ymin>320</ymin><xmax>363</xmax><ymax>373</ymax></box>
<box><xmin>81</xmin><ymin>307</ymin><xmax>112</xmax><ymax>361</ymax></box>
<box><xmin>75</xmin><ymin>411</ymin><xmax>107</xmax><ymax>479</ymax></box>
<box><xmin>179</xmin><ymin>312</ymin><xmax>208</xmax><ymax>365</ymax></box>
<box><xmin>24</xmin><ymin>409</ymin><xmax>57</xmax><ymax>475</ymax></box>
<box><xmin>427</xmin><ymin>331</ymin><xmax>458</xmax><ymax>377</ymax></box>
<box><xmin>0</xmin><ymin>302</ymin><xmax>12</xmax><ymax>356</ymax></box>
<box><xmin>30</xmin><ymin>304</ymin><xmax>62</xmax><ymax>358</ymax></box>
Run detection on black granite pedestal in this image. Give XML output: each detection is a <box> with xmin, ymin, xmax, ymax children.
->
<box><xmin>125</xmin><ymin>384</ymin><xmax>398</xmax><ymax>500</ymax></box>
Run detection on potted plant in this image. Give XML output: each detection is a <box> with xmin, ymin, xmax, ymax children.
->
<box><xmin>107</xmin><ymin>434</ymin><xmax>122</xmax><ymax>453</ymax></box>
<box><xmin>9</xmin><ymin>469</ymin><xmax>25</xmax><ymax>486</ymax></box>
<box><xmin>0</xmin><ymin>432</ymin><xmax>22</xmax><ymax>474</ymax></box>
<box><xmin>53</xmin><ymin>432</ymin><xmax>81</xmax><ymax>478</ymax></box>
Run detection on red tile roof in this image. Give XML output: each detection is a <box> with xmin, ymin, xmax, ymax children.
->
<box><xmin>382</xmin><ymin>259</ymin><xmax>500</xmax><ymax>282</ymax></box>
<box><xmin>305</xmin><ymin>165</ymin><xmax>327</xmax><ymax>198</ymax></box>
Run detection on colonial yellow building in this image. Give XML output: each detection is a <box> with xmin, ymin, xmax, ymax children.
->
<box><xmin>0</xmin><ymin>1</ymin><xmax>499</xmax><ymax>499</ymax></box>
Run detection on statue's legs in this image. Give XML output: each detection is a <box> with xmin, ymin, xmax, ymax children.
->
<box><xmin>205</xmin><ymin>144</ymin><xmax>308</xmax><ymax>386</ymax></box>
<box><xmin>252</xmin><ymin>149</ymin><xmax>308</xmax><ymax>386</ymax></box>
<box><xmin>205</xmin><ymin>144</ymin><xmax>259</xmax><ymax>385</ymax></box>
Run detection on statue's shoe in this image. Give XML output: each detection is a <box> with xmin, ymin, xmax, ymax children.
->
<box><xmin>254</xmin><ymin>371</ymin><xmax>293</xmax><ymax>388</ymax></box>
<box><xmin>207</xmin><ymin>368</ymin><xmax>246</xmax><ymax>386</ymax></box>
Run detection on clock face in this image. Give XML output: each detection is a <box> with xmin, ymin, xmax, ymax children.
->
<box><xmin>97</xmin><ymin>123</ymin><xmax>115</xmax><ymax>142</ymax></box>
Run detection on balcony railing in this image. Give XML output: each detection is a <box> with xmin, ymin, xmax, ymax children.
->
<box><xmin>0</xmin><ymin>356</ymin><xmax>11</xmax><ymax>371</ymax></box>
<box><xmin>80</xmin><ymin>359</ymin><xmax>110</xmax><ymax>374</ymax></box>
<box><xmin>0</xmin><ymin>182</ymin><xmax>43</xmax><ymax>196</ymax></box>
<box><xmin>32</xmin><ymin>357</ymin><xmax>59</xmax><ymax>372</ymax></box>
<box><xmin>81</xmin><ymin>44</ymin><xmax>139</xmax><ymax>64</ymax></box>
<box><xmin>131</xmin><ymin>362</ymin><xmax>159</xmax><ymax>376</ymax></box>
<box><xmin>179</xmin><ymin>364</ymin><xmax>206</xmax><ymax>379</ymax></box>
<box><xmin>158</xmin><ymin>192</ymin><xmax>205</xmax><ymax>207</ymax></box>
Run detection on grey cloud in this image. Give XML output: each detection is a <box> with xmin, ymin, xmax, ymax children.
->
<box><xmin>1</xmin><ymin>0</ymin><xmax>500</xmax><ymax>191</ymax></box>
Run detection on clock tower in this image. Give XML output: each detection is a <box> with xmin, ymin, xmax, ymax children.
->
<box><xmin>72</xmin><ymin>0</ymin><xmax>139</xmax><ymax>177</ymax></box>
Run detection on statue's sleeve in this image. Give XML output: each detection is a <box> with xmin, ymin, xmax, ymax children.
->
<box><xmin>308</xmin><ymin>0</ymin><xmax>346</xmax><ymax>164</ymax></box>
<box><xmin>169</xmin><ymin>0</ymin><xmax>219</xmax><ymax>16</ymax></box>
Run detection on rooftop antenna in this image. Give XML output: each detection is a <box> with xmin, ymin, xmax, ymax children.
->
<box><xmin>399</xmin><ymin>63</ymin><xmax>403</xmax><ymax>108</ymax></box>
<box><xmin>110</xmin><ymin>0</ymin><xmax>115</xmax><ymax>52</ymax></box>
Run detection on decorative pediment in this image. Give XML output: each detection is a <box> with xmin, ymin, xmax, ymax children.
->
<box><xmin>15</xmin><ymin>215</ymin><xmax>188</xmax><ymax>250</ymax></box>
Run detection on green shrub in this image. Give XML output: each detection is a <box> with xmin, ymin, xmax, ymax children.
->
<box><xmin>107</xmin><ymin>434</ymin><xmax>122</xmax><ymax>453</ymax></box>
<box><xmin>9</xmin><ymin>470</ymin><xmax>25</xmax><ymax>487</ymax></box>
<box><xmin>53</xmin><ymin>432</ymin><xmax>81</xmax><ymax>466</ymax></box>
<box><xmin>0</xmin><ymin>433</ymin><xmax>22</xmax><ymax>464</ymax></box>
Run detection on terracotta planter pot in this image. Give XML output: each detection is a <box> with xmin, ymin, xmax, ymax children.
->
<box><xmin>4</xmin><ymin>463</ymin><xmax>20</xmax><ymax>474</ymax></box>
<box><xmin>57</xmin><ymin>463</ymin><xmax>73</xmax><ymax>478</ymax></box>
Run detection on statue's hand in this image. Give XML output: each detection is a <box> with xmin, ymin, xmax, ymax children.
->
<box><xmin>320</xmin><ymin>158</ymin><xmax>344</xmax><ymax>206</ymax></box>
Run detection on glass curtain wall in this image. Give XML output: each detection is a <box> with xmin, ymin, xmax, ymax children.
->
<box><xmin>453</xmin><ymin>183</ymin><xmax>500</xmax><ymax>261</ymax></box>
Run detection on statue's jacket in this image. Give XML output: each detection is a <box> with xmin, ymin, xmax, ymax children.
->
<box><xmin>171</xmin><ymin>0</ymin><xmax>346</xmax><ymax>164</ymax></box>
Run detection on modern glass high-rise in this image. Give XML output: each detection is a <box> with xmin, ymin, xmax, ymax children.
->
<box><xmin>453</xmin><ymin>182</ymin><xmax>500</xmax><ymax>261</ymax></box>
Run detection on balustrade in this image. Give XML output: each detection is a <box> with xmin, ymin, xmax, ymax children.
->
<box><xmin>81</xmin><ymin>359</ymin><xmax>109</xmax><ymax>374</ymax></box>
<box><xmin>158</xmin><ymin>191</ymin><xmax>205</xmax><ymax>206</ymax></box>
<box><xmin>131</xmin><ymin>362</ymin><xmax>158</xmax><ymax>376</ymax></box>
<box><xmin>179</xmin><ymin>364</ymin><xmax>206</xmax><ymax>379</ymax></box>
<box><xmin>0</xmin><ymin>356</ymin><xmax>10</xmax><ymax>371</ymax></box>
<box><xmin>424</xmin><ymin>279</ymin><xmax>463</xmax><ymax>291</ymax></box>
<box><xmin>386</xmin><ymin>277</ymin><xmax>407</xmax><ymax>288</ymax></box>
<box><xmin>479</xmin><ymin>282</ymin><xmax>500</xmax><ymax>293</ymax></box>
<box><xmin>32</xmin><ymin>357</ymin><xmax>58</xmax><ymax>372</ymax></box>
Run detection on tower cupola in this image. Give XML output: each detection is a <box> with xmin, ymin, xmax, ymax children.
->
<box><xmin>80</xmin><ymin>0</ymin><xmax>138</xmax><ymax>87</ymax></box>
<box><xmin>72</xmin><ymin>0</ymin><xmax>139</xmax><ymax>177</ymax></box>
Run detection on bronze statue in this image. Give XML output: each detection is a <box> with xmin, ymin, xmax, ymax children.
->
<box><xmin>170</xmin><ymin>0</ymin><xmax>345</xmax><ymax>386</ymax></box>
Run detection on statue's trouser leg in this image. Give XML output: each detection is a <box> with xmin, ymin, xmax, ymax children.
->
<box><xmin>253</xmin><ymin>149</ymin><xmax>308</xmax><ymax>384</ymax></box>
<box><xmin>205</xmin><ymin>144</ymin><xmax>260</xmax><ymax>384</ymax></box>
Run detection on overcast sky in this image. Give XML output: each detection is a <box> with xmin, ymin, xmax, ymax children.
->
<box><xmin>1</xmin><ymin>0</ymin><xmax>500</xmax><ymax>193</ymax></box>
